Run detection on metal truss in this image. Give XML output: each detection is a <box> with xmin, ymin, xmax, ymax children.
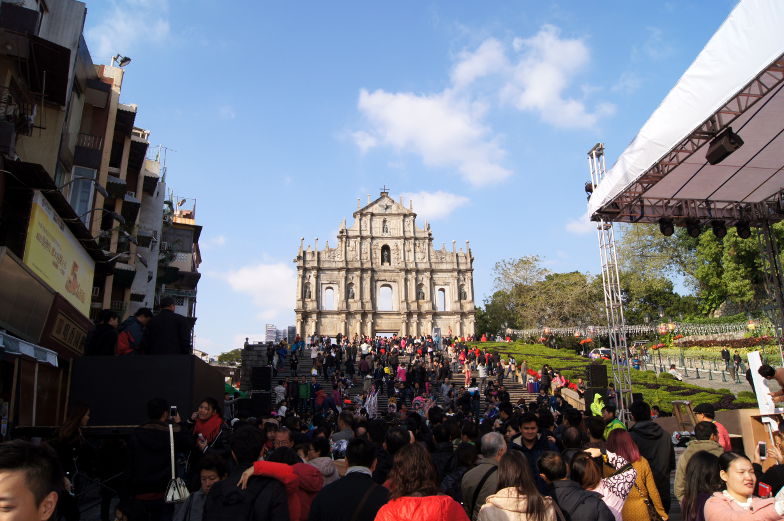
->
<box><xmin>756</xmin><ymin>220</ymin><xmax>784</xmax><ymax>365</ymax></box>
<box><xmin>594</xmin><ymin>53</ymin><xmax>784</xmax><ymax>223</ymax></box>
<box><xmin>588</xmin><ymin>144</ymin><xmax>634</xmax><ymax>418</ymax></box>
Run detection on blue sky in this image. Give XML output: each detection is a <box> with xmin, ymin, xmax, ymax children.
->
<box><xmin>83</xmin><ymin>0</ymin><xmax>737</xmax><ymax>354</ymax></box>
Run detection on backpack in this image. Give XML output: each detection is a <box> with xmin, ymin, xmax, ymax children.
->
<box><xmin>202</xmin><ymin>476</ymin><xmax>280</xmax><ymax>521</ymax></box>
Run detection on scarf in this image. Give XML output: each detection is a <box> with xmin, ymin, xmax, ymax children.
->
<box><xmin>194</xmin><ymin>413</ymin><xmax>223</xmax><ymax>444</ymax></box>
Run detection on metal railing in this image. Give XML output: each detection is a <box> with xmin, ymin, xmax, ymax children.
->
<box><xmin>77</xmin><ymin>132</ymin><xmax>103</xmax><ymax>150</ymax></box>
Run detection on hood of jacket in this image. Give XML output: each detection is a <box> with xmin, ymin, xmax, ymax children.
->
<box><xmin>630</xmin><ymin>420</ymin><xmax>666</xmax><ymax>441</ymax></box>
<box><xmin>307</xmin><ymin>457</ymin><xmax>337</xmax><ymax>480</ymax></box>
<box><xmin>686</xmin><ymin>439</ymin><xmax>723</xmax><ymax>452</ymax></box>
<box><xmin>381</xmin><ymin>496</ymin><xmax>460</xmax><ymax>520</ymax></box>
<box><xmin>486</xmin><ymin>488</ymin><xmax>553</xmax><ymax>513</ymax></box>
<box><xmin>293</xmin><ymin>462</ymin><xmax>324</xmax><ymax>493</ymax></box>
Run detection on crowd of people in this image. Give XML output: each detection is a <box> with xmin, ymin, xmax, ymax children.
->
<box><xmin>5</xmin><ymin>335</ymin><xmax>784</xmax><ymax>521</ymax></box>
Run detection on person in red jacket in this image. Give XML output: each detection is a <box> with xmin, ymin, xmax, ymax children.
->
<box><xmin>237</xmin><ymin>447</ymin><xmax>323</xmax><ymax>521</ymax></box>
<box><xmin>375</xmin><ymin>442</ymin><xmax>469</xmax><ymax>521</ymax></box>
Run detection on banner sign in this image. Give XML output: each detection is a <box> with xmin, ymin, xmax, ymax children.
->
<box><xmin>23</xmin><ymin>191</ymin><xmax>95</xmax><ymax>317</ymax></box>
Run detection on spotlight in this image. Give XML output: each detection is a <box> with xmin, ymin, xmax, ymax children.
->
<box><xmin>658</xmin><ymin>218</ymin><xmax>674</xmax><ymax>237</ymax></box>
<box><xmin>736</xmin><ymin>221</ymin><xmax>751</xmax><ymax>239</ymax></box>
<box><xmin>706</xmin><ymin>127</ymin><xmax>743</xmax><ymax>165</ymax></box>
<box><xmin>686</xmin><ymin>219</ymin><xmax>702</xmax><ymax>238</ymax></box>
<box><xmin>111</xmin><ymin>54</ymin><xmax>132</xmax><ymax>67</ymax></box>
<box><xmin>584</xmin><ymin>182</ymin><xmax>594</xmax><ymax>195</ymax></box>
<box><xmin>711</xmin><ymin>220</ymin><xmax>727</xmax><ymax>239</ymax></box>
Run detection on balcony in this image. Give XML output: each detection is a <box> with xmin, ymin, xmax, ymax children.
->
<box><xmin>74</xmin><ymin>132</ymin><xmax>103</xmax><ymax>169</ymax></box>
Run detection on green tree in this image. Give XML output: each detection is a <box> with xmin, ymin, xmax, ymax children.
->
<box><xmin>217</xmin><ymin>348</ymin><xmax>242</xmax><ymax>364</ymax></box>
<box><xmin>493</xmin><ymin>255</ymin><xmax>549</xmax><ymax>292</ymax></box>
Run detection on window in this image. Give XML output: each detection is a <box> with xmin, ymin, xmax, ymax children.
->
<box><xmin>174</xmin><ymin>296</ymin><xmax>186</xmax><ymax>307</ymax></box>
<box><xmin>381</xmin><ymin>245</ymin><xmax>391</xmax><ymax>265</ymax></box>
<box><xmin>378</xmin><ymin>285</ymin><xmax>393</xmax><ymax>311</ymax></box>
<box><xmin>437</xmin><ymin>288</ymin><xmax>446</xmax><ymax>311</ymax></box>
<box><xmin>70</xmin><ymin>166</ymin><xmax>97</xmax><ymax>225</ymax></box>
<box><xmin>323</xmin><ymin>287</ymin><xmax>335</xmax><ymax>310</ymax></box>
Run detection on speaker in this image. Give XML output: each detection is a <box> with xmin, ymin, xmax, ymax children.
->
<box><xmin>251</xmin><ymin>366</ymin><xmax>273</xmax><ymax>391</ymax></box>
<box><xmin>706</xmin><ymin>127</ymin><xmax>744</xmax><ymax>165</ymax></box>
<box><xmin>70</xmin><ymin>355</ymin><xmax>224</xmax><ymax>426</ymax></box>
<box><xmin>632</xmin><ymin>392</ymin><xmax>644</xmax><ymax>403</ymax></box>
<box><xmin>587</xmin><ymin>364</ymin><xmax>608</xmax><ymax>389</ymax></box>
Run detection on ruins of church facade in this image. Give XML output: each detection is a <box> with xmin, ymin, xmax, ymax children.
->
<box><xmin>294</xmin><ymin>190</ymin><xmax>475</xmax><ymax>338</ymax></box>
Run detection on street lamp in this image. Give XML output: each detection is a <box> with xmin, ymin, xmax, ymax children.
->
<box><xmin>111</xmin><ymin>54</ymin><xmax>132</xmax><ymax>67</ymax></box>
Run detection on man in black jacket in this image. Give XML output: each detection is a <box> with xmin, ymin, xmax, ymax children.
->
<box><xmin>142</xmin><ymin>297</ymin><xmax>192</xmax><ymax>355</ymax></box>
<box><xmin>125</xmin><ymin>398</ymin><xmax>190</xmax><ymax>521</ymax></box>
<box><xmin>308</xmin><ymin>438</ymin><xmax>389</xmax><ymax>521</ymax></box>
<box><xmin>203</xmin><ymin>426</ymin><xmax>288</xmax><ymax>521</ymax></box>
<box><xmin>629</xmin><ymin>401</ymin><xmax>675</xmax><ymax>513</ymax></box>
<box><xmin>538</xmin><ymin>452</ymin><xmax>613</xmax><ymax>521</ymax></box>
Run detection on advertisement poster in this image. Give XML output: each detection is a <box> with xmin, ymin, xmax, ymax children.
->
<box><xmin>23</xmin><ymin>191</ymin><xmax>95</xmax><ymax>317</ymax></box>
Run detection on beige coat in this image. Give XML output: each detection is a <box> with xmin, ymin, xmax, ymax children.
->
<box><xmin>477</xmin><ymin>487</ymin><xmax>557</xmax><ymax>521</ymax></box>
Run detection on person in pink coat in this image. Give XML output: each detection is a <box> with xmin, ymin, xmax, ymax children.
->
<box><xmin>704</xmin><ymin>452</ymin><xmax>784</xmax><ymax>521</ymax></box>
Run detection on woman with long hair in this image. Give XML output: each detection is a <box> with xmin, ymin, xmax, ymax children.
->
<box><xmin>572</xmin><ymin>449</ymin><xmax>636</xmax><ymax>521</ymax></box>
<box><xmin>478</xmin><ymin>450</ymin><xmax>555</xmax><ymax>521</ymax></box>
<box><xmin>680</xmin><ymin>451</ymin><xmax>723</xmax><ymax>521</ymax></box>
<box><xmin>51</xmin><ymin>403</ymin><xmax>93</xmax><ymax>521</ymax></box>
<box><xmin>606</xmin><ymin>429</ymin><xmax>667</xmax><ymax>521</ymax></box>
<box><xmin>375</xmin><ymin>442</ymin><xmax>469</xmax><ymax>521</ymax></box>
<box><xmin>704</xmin><ymin>452</ymin><xmax>784</xmax><ymax>521</ymax></box>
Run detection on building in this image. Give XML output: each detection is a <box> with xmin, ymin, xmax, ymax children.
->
<box><xmin>264</xmin><ymin>324</ymin><xmax>296</xmax><ymax>343</ymax></box>
<box><xmin>0</xmin><ymin>0</ymin><xmax>115</xmax><ymax>428</ymax></box>
<box><xmin>294</xmin><ymin>189</ymin><xmax>475</xmax><ymax>338</ymax></box>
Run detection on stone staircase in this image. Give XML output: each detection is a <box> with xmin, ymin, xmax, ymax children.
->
<box><xmin>266</xmin><ymin>346</ymin><xmax>540</xmax><ymax>415</ymax></box>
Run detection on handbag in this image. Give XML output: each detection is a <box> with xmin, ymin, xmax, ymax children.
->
<box><xmin>633</xmin><ymin>481</ymin><xmax>663</xmax><ymax>521</ymax></box>
<box><xmin>164</xmin><ymin>423</ymin><xmax>190</xmax><ymax>503</ymax></box>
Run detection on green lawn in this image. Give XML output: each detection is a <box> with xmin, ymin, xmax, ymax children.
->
<box><xmin>464</xmin><ymin>341</ymin><xmax>756</xmax><ymax>413</ymax></box>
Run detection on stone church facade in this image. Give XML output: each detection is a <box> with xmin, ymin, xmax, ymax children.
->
<box><xmin>294</xmin><ymin>190</ymin><xmax>475</xmax><ymax>338</ymax></box>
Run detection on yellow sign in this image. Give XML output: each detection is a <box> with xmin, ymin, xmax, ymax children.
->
<box><xmin>23</xmin><ymin>191</ymin><xmax>95</xmax><ymax>316</ymax></box>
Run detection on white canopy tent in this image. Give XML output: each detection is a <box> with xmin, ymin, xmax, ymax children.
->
<box><xmin>589</xmin><ymin>0</ymin><xmax>784</xmax><ymax>226</ymax></box>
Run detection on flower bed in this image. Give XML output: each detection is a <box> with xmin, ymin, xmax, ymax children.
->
<box><xmin>465</xmin><ymin>341</ymin><xmax>756</xmax><ymax>413</ymax></box>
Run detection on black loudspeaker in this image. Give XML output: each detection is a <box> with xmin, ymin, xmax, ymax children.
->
<box><xmin>587</xmin><ymin>364</ymin><xmax>608</xmax><ymax>389</ymax></box>
<box><xmin>584</xmin><ymin>388</ymin><xmax>605</xmax><ymax>414</ymax></box>
<box><xmin>706</xmin><ymin>127</ymin><xmax>744</xmax><ymax>165</ymax></box>
<box><xmin>251</xmin><ymin>366</ymin><xmax>273</xmax><ymax>391</ymax></box>
<box><xmin>632</xmin><ymin>392</ymin><xmax>644</xmax><ymax>403</ymax></box>
<box><xmin>70</xmin><ymin>355</ymin><xmax>224</xmax><ymax>426</ymax></box>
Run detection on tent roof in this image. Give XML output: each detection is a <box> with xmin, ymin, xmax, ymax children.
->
<box><xmin>588</xmin><ymin>0</ymin><xmax>784</xmax><ymax>225</ymax></box>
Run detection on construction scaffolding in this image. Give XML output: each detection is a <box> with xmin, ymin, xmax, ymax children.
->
<box><xmin>588</xmin><ymin>143</ymin><xmax>633</xmax><ymax>418</ymax></box>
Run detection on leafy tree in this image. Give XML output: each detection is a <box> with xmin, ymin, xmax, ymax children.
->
<box><xmin>217</xmin><ymin>348</ymin><xmax>242</xmax><ymax>364</ymax></box>
<box><xmin>493</xmin><ymin>255</ymin><xmax>549</xmax><ymax>292</ymax></box>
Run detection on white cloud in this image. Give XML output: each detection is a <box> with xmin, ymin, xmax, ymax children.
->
<box><xmin>353</xmin><ymin>25</ymin><xmax>613</xmax><ymax>183</ymax></box>
<box><xmin>612</xmin><ymin>71</ymin><xmax>642</xmax><ymax>94</ymax></box>
<box><xmin>221</xmin><ymin>262</ymin><xmax>297</xmax><ymax>323</ymax></box>
<box><xmin>218</xmin><ymin>105</ymin><xmax>236</xmax><ymax>120</ymax></box>
<box><xmin>400</xmin><ymin>190</ymin><xmax>470</xmax><ymax>221</ymax></box>
<box><xmin>357</xmin><ymin>89</ymin><xmax>511</xmax><ymax>186</ymax></box>
<box><xmin>502</xmin><ymin>25</ymin><xmax>615</xmax><ymax>129</ymax></box>
<box><xmin>565</xmin><ymin>210</ymin><xmax>597</xmax><ymax>234</ymax></box>
<box><xmin>86</xmin><ymin>0</ymin><xmax>171</xmax><ymax>61</ymax></box>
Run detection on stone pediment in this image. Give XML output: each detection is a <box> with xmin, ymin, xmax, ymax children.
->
<box><xmin>353</xmin><ymin>193</ymin><xmax>415</xmax><ymax>217</ymax></box>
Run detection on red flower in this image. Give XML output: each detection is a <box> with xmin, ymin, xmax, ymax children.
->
<box><xmin>579</xmin><ymin>338</ymin><xmax>593</xmax><ymax>345</ymax></box>
<box><xmin>674</xmin><ymin>334</ymin><xmax>684</xmax><ymax>340</ymax></box>
<box><xmin>538</xmin><ymin>337</ymin><xmax>547</xmax><ymax>342</ymax></box>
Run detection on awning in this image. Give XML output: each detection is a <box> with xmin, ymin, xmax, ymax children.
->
<box><xmin>589</xmin><ymin>0</ymin><xmax>784</xmax><ymax>225</ymax></box>
<box><xmin>0</xmin><ymin>331</ymin><xmax>58</xmax><ymax>367</ymax></box>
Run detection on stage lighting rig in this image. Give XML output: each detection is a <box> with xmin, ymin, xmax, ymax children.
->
<box><xmin>686</xmin><ymin>219</ymin><xmax>702</xmax><ymax>238</ymax></box>
<box><xmin>736</xmin><ymin>221</ymin><xmax>751</xmax><ymax>239</ymax></box>
<box><xmin>658</xmin><ymin>218</ymin><xmax>675</xmax><ymax>237</ymax></box>
<box><xmin>711</xmin><ymin>220</ymin><xmax>727</xmax><ymax>239</ymax></box>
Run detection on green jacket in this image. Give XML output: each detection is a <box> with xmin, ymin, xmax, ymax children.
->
<box><xmin>603</xmin><ymin>418</ymin><xmax>626</xmax><ymax>440</ymax></box>
<box><xmin>298</xmin><ymin>382</ymin><xmax>311</xmax><ymax>399</ymax></box>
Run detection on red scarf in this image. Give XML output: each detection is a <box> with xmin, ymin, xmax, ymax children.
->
<box><xmin>194</xmin><ymin>414</ymin><xmax>222</xmax><ymax>444</ymax></box>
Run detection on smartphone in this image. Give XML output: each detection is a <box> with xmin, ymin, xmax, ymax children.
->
<box><xmin>759</xmin><ymin>482</ymin><xmax>772</xmax><ymax>498</ymax></box>
<box><xmin>170</xmin><ymin>405</ymin><xmax>178</xmax><ymax>418</ymax></box>
<box><xmin>759</xmin><ymin>441</ymin><xmax>767</xmax><ymax>460</ymax></box>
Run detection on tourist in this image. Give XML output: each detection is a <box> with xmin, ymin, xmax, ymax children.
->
<box><xmin>461</xmin><ymin>432</ymin><xmax>505</xmax><ymax>519</ymax></box>
<box><xmin>602</xmin><ymin>405</ymin><xmax>626</xmax><ymax>440</ymax></box>
<box><xmin>442</xmin><ymin>442</ymin><xmax>479</xmax><ymax>503</ymax></box>
<box><xmin>693</xmin><ymin>403</ymin><xmax>731</xmax><ymax>451</ymax></box>
<box><xmin>0</xmin><ymin>440</ymin><xmax>62</xmax><ymax>521</ymax></box>
<box><xmin>571</xmin><ymin>450</ymin><xmax>636</xmax><ymax>521</ymax></box>
<box><xmin>515</xmin><ymin>413</ymin><xmax>557</xmax><ymax>493</ymax></box>
<box><xmin>674</xmin><ymin>422</ymin><xmax>725</xmax><ymax>502</ymax></box>
<box><xmin>629</xmin><ymin>401</ymin><xmax>675</xmax><ymax>513</ymax></box>
<box><xmin>680</xmin><ymin>451</ymin><xmax>723</xmax><ymax>521</ymax></box>
<box><xmin>538</xmin><ymin>451</ymin><xmax>614</xmax><ymax>521</ymax></box>
<box><xmin>308</xmin><ymin>438</ymin><xmax>389</xmax><ymax>521</ymax></box>
<box><xmin>304</xmin><ymin>438</ymin><xmax>339</xmax><ymax>486</ymax></box>
<box><xmin>203</xmin><ymin>427</ymin><xmax>288</xmax><ymax>521</ymax></box>
<box><xmin>49</xmin><ymin>403</ymin><xmax>94</xmax><ymax>521</ymax></box>
<box><xmin>721</xmin><ymin>348</ymin><xmax>731</xmax><ymax>370</ymax></box>
<box><xmin>84</xmin><ymin>309</ymin><xmax>119</xmax><ymax>356</ymax></box>
<box><xmin>478</xmin><ymin>450</ymin><xmax>556</xmax><ymax>521</ymax></box>
<box><xmin>173</xmin><ymin>453</ymin><xmax>228</xmax><ymax>521</ymax></box>
<box><xmin>116</xmin><ymin>307</ymin><xmax>153</xmax><ymax>355</ymax></box>
<box><xmin>141</xmin><ymin>297</ymin><xmax>192</xmax><ymax>355</ymax></box>
<box><xmin>668</xmin><ymin>364</ymin><xmax>684</xmax><ymax>381</ymax></box>
<box><xmin>606</xmin><ymin>429</ymin><xmax>668</xmax><ymax>521</ymax></box>
<box><xmin>374</xmin><ymin>442</ymin><xmax>469</xmax><ymax>521</ymax></box>
<box><xmin>704</xmin><ymin>452</ymin><xmax>784</xmax><ymax>520</ymax></box>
